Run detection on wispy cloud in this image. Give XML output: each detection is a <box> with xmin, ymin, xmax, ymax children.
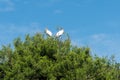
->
<box><xmin>0</xmin><ymin>23</ymin><xmax>41</xmax><ymax>34</ymax></box>
<box><xmin>0</xmin><ymin>22</ymin><xmax>42</xmax><ymax>46</ymax></box>
<box><xmin>90</xmin><ymin>34</ymin><xmax>120</xmax><ymax>57</ymax></box>
<box><xmin>37</xmin><ymin>0</ymin><xmax>62</xmax><ymax>7</ymax></box>
<box><xmin>0</xmin><ymin>0</ymin><xmax>14</xmax><ymax>12</ymax></box>
<box><xmin>54</xmin><ymin>9</ymin><xmax>63</xmax><ymax>14</ymax></box>
<box><xmin>90</xmin><ymin>34</ymin><xmax>106</xmax><ymax>43</ymax></box>
<box><xmin>71</xmin><ymin>0</ymin><xmax>95</xmax><ymax>7</ymax></box>
<box><xmin>105</xmin><ymin>20</ymin><xmax>120</xmax><ymax>28</ymax></box>
<box><xmin>71</xmin><ymin>33</ymin><xmax>120</xmax><ymax>61</ymax></box>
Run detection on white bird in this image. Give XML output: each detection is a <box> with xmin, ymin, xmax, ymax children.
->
<box><xmin>55</xmin><ymin>29</ymin><xmax>64</xmax><ymax>37</ymax></box>
<box><xmin>45</xmin><ymin>28</ymin><xmax>52</xmax><ymax>36</ymax></box>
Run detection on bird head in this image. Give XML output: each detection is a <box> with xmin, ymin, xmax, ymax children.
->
<box><xmin>45</xmin><ymin>27</ymin><xmax>48</xmax><ymax>31</ymax></box>
<box><xmin>56</xmin><ymin>27</ymin><xmax>63</xmax><ymax>30</ymax></box>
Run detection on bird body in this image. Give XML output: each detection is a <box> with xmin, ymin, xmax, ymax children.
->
<box><xmin>45</xmin><ymin>28</ymin><xmax>52</xmax><ymax>36</ymax></box>
<box><xmin>55</xmin><ymin>29</ymin><xmax>64</xmax><ymax>37</ymax></box>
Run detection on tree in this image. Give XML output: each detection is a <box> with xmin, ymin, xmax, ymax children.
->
<box><xmin>0</xmin><ymin>33</ymin><xmax>120</xmax><ymax>80</ymax></box>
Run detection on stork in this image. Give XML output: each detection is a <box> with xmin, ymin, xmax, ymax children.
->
<box><xmin>45</xmin><ymin>28</ymin><xmax>52</xmax><ymax>36</ymax></box>
<box><xmin>55</xmin><ymin>28</ymin><xmax>64</xmax><ymax>37</ymax></box>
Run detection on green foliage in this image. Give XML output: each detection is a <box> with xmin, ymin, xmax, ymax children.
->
<box><xmin>0</xmin><ymin>33</ymin><xmax>120</xmax><ymax>80</ymax></box>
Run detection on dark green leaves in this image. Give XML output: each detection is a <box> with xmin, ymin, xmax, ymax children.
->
<box><xmin>0</xmin><ymin>33</ymin><xmax>119</xmax><ymax>80</ymax></box>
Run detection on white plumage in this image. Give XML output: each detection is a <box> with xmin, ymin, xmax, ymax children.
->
<box><xmin>45</xmin><ymin>28</ymin><xmax>52</xmax><ymax>36</ymax></box>
<box><xmin>55</xmin><ymin>29</ymin><xmax>64</xmax><ymax>37</ymax></box>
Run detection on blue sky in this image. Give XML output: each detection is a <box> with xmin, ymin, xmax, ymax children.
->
<box><xmin>0</xmin><ymin>0</ymin><xmax>120</xmax><ymax>61</ymax></box>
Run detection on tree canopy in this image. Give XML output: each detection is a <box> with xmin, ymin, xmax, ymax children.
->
<box><xmin>0</xmin><ymin>33</ymin><xmax>120</xmax><ymax>80</ymax></box>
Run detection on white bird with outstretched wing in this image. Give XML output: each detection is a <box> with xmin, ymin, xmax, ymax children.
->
<box><xmin>45</xmin><ymin>28</ymin><xmax>52</xmax><ymax>36</ymax></box>
<box><xmin>55</xmin><ymin>29</ymin><xmax>64</xmax><ymax>37</ymax></box>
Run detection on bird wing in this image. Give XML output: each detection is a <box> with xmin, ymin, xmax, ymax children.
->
<box><xmin>47</xmin><ymin>30</ymin><xmax>52</xmax><ymax>36</ymax></box>
<box><xmin>46</xmin><ymin>29</ymin><xmax>52</xmax><ymax>36</ymax></box>
<box><xmin>55</xmin><ymin>29</ymin><xmax>64</xmax><ymax>37</ymax></box>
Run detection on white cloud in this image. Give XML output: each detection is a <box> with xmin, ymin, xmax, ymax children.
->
<box><xmin>0</xmin><ymin>0</ymin><xmax>14</xmax><ymax>12</ymax></box>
